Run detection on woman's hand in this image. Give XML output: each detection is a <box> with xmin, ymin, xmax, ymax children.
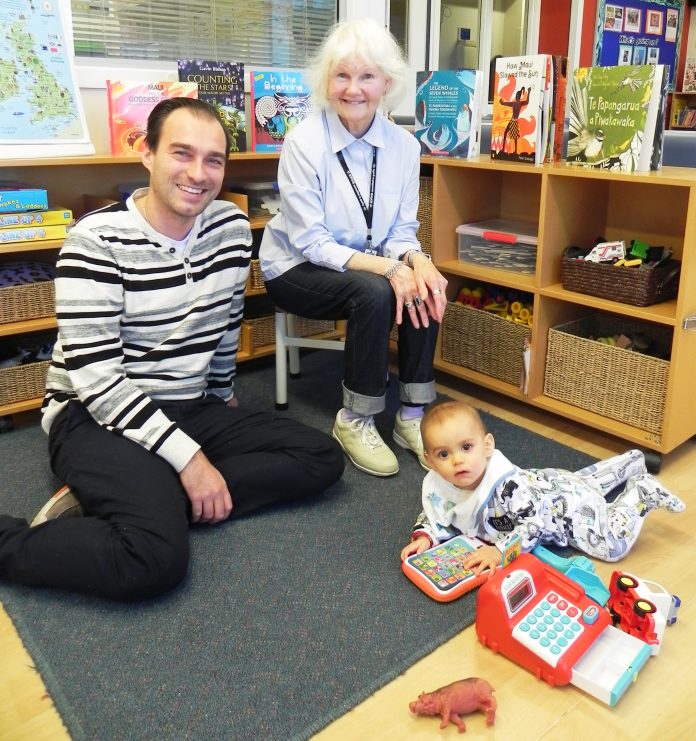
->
<box><xmin>411</xmin><ymin>252</ymin><xmax>448</xmax><ymax>324</ymax></box>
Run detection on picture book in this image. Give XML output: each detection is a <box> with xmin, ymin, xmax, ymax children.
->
<box><xmin>106</xmin><ymin>81</ymin><xmax>198</xmax><ymax>156</ymax></box>
<box><xmin>566</xmin><ymin>64</ymin><xmax>667</xmax><ymax>173</ymax></box>
<box><xmin>545</xmin><ymin>55</ymin><xmax>568</xmax><ymax>164</ymax></box>
<box><xmin>683</xmin><ymin>58</ymin><xmax>696</xmax><ymax>93</ymax></box>
<box><xmin>491</xmin><ymin>55</ymin><xmax>550</xmax><ymax>165</ymax></box>
<box><xmin>0</xmin><ymin>224</ymin><xmax>68</xmax><ymax>244</ymax></box>
<box><xmin>0</xmin><ymin>207</ymin><xmax>72</xmax><ymax>228</ymax></box>
<box><xmin>177</xmin><ymin>60</ymin><xmax>246</xmax><ymax>152</ymax></box>
<box><xmin>0</xmin><ymin>184</ymin><xmax>48</xmax><ymax>213</ymax></box>
<box><xmin>249</xmin><ymin>70</ymin><xmax>312</xmax><ymax>152</ymax></box>
<box><xmin>414</xmin><ymin>69</ymin><xmax>482</xmax><ymax>158</ymax></box>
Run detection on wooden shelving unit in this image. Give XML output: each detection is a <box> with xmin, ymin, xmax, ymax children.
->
<box><xmin>670</xmin><ymin>91</ymin><xmax>696</xmax><ymax>130</ymax></box>
<box><xmin>425</xmin><ymin>155</ymin><xmax>696</xmax><ymax>461</ymax></box>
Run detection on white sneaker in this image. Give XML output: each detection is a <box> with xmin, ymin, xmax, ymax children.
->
<box><xmin>30</xmin><ymin>485</ymin><xmax>84</xmax><ymax>527</ymax></box>
<box><xmin>332</xmin><ymin>412</ymin><xmax>399</xmax><ymax>477</ymax></box>
<box><xmin>393</xmin><ymin>412</ymin><xmax>429</xmax><ymax>470</ymax></box>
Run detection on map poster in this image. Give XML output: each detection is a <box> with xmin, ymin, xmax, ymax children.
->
<box><xmin>0</xmin><ymin>0</ymin><xmax>94</xmax><ymax>158</ymax></box>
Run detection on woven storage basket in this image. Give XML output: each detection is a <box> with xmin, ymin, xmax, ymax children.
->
<box><xmin>417</xmin><ymin>176</ymin><xmax>433</xmax><ymax>256</ymax></box>
<box><xmin>441</xmin><ymin>302</ymin><xmax>531</xmax><ymax>386</ymax></box>
<box><xmin>0</xmin><ymin>360</ymin><xmax>50</xmax><ymax>405</ymax></box>
<box><xmin>560</xmin><ymin>257</ymin><xmax>680</xmax><ymax>307</ymax></box>
<box><xmin>544</xmin><ymin>315</ymin><xmax>670</xmax><ymax>438</ymax></box>
<box><xmin>243</xmin><ymin>315</ymin><xmax>275</xmax><ymax>348</ymax></box>
<box><xmin>249</xmin><ymin>259</ymin><xmax>265</xmax><ymax>291</ymax></box>
<box><xmin>0</xmin><ymin>281</ymin><xmax>55</xmax><ymax>324</ymax></box>
<box><xmin>295</xmin><ymin>317</ymin><xmax>336</xmax><ymax>337</ymax></box>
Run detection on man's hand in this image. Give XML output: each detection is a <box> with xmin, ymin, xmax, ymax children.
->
<box><xmin>179</xmin><ymin>450</ymin><xmax>233</xmax><ymax>524</ymax></box>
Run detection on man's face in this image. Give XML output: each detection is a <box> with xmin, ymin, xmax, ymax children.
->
<box><xmin>141</xmin><ymin>108</ymin><xmax>228</xmax><ymax>239</ymax></box>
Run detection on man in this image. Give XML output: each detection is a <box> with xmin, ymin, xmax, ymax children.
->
<box><xmin>0</xmin><ymin>98</ymin><xmax>344</xmax><ymax>601</ymax></box>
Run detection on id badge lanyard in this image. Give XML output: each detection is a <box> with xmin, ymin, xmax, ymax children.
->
<box><xmin>336</xmin><ymin>146</ymin><xmax>378</xmax><ymax>255</ymax></box>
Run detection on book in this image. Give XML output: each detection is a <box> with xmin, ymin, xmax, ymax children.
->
<box><xmin>0</xmin><ymin>185</ymin><xmax>49</xmax><ymax>213</ymax></box>
<box><xmin>683</xmin><ymin>57</ymin><xmax>696</xmax><ymax>93</ymax></box>
<box><xmin>0</xmin><ymin>207</ymin><xmax>72</xmax><ymax>228</ymax></box>
<box><xmin>249</xmin><ymin>70</ymin><xmax>312</xmax><ymax>152</ymax></box>
<box><xmin>177</xmin><ymin>60</ymin><xmax>246</xmax><ymax>153</ymax></box>
<box><xmin>545</xmin><ymin>56</ymin><xmax>568</xmax><ymax>164</ymax></box>
<box><xmin>106</xmin><ymin>81</ymin><xmax>198</xmax><ymax>156</ymax></box>
<box><xmin>566</xmin><ymin>64</ymin><xmax>667</xmax><ymax>173</ymax></box>
<box><xmin>491</xmin><ymin>54</ymin><xmax>551</xmax><ymax>165</ymax></box>
<box><xmin>414</xmin><ymin>69</ymin><xmax>482</xmax><ymax>158</ymax></box>
<box><xmin>0</xmin><ymin>224</ymin><xmax>68</xmax><ymax>244</ymax></box>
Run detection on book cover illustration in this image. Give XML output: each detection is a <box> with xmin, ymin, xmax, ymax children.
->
<box><xmin>414</xmin><ymin>69</ymin><xmax>482</xmax><ymax>158</ymax></box>
<box><xmin>490</xmin><ymin>55</ymin><xmax>548</xmax><ymax>164</ymax></box>
<box><xmin>0</xmin><ymin>224</ymin><xmax>68</xmax><ymax>243</ymax></box>
<box><xmin>545</xmin><ymin>56</ymin><xmax>567</xmax><ymax>164</ymax></box>
<box><xmin>683</xmin><ymin>58</ymin><xmax>696</xmax><ymax>92</ymax></box>
<box><xmin>0</xmin><ymin>184</ymin><xmax>48</xmax><ymax>213</ymax></box>
<box><xmin>249</xmin><ymin>70</ymin><xmax>312</xmax><ymax>152</ymax></box>
<box><xmin>106</xmin><ymin>81</ymin><xmax>198</xmax><ymax>156</ymax></box>
<box><xmin>566</xmin><ymin>64</ymin><xmax>666</xmax><ymax>173</ymax></box>
<box><xmin>177</xmin><ymin>60</ymin><xmax>246</xmax><ymax>152</ymax></box>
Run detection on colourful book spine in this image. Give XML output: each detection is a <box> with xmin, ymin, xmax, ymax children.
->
<box><xmin>0</xmin><ymin>188</ymin><xmax>49</xmax><ymax>213</ymax></box>
<box><xmin>106</xmin><ymin>81</ymin><xmax>198</xmax><ymax>156</ymax></box>
<box><xmin>249</xmin><ymin>70</ymin><xmax>312</xmax><ymax>153</ymax></box>
<box><xmin>177</xmin><ymin>59</ymin><xmax>246</xmax><ymax>153</ymax></box>
<box><xmin>0</xmin><ymin>224</ymin><xmax>68</xmax><ymax>243</ymax></box>
<box><xmin>0</xmin><ymin>208</ymin><xmax>72</xmax><ymax>228</ymax></box>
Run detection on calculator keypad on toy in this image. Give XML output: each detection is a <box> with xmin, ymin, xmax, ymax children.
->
<box><xmin>411</xmin><ymin>539</ymin><xmax>476</xmax><ymax>592</ymax></box>
<box><xmin>511</xmin><ymin>591</ymin><xmax>586</xmax><ymax>667</ymax></box>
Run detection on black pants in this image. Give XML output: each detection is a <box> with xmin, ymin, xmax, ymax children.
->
<box><xmin>265</xmin><ymin>262</ymin><xmax>438</xmax><ymax>416</ymax></box>
<box><xmin>0</xmin><ymin>397</ymin><xmax>344</xmax><ymax>601</ymax></box>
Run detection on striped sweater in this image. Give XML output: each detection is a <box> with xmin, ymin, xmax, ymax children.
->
<box><xmin>41</xmin><ymin>191</ymin><xmax>252</xmax><ymax>472</ymax></box>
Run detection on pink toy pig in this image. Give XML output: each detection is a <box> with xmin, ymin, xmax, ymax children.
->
<box><xmin>409</xmin><ymin>677</ymin><xmax>496</xmax><ymax>733</ymax></box>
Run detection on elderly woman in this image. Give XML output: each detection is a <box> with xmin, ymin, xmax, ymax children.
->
<box><xmin>260</xmin><ymin>18</ymin><xmax>448</xmax><ymax>477</ymax></box>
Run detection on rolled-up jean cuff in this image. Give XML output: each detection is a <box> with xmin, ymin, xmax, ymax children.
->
<box><xmin>342</xmin><ymin>382</ymin><xmax>386</xmax><ymax>416</ymax></box>
<box><xmin>399</xmin><ymin>380</ymin><xmax>436</xmax><ymax>406</ymax></box>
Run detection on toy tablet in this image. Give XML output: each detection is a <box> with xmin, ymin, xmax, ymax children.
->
<box><xmin>402</xmin><ymin>534</ymin><xmax>490</xmax><ymax>602</ymax></box>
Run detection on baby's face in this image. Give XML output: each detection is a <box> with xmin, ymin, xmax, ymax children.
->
<box><xmin>423</xmin><ymin>410</ymin><xmax>493</xmax><ymax>490</ymax></box>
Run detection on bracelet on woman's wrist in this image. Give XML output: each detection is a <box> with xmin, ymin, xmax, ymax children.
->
<box><xmin>383</xmin><ymin>260</ymin><xmax>405</xmax><ymax>280</ymax></box>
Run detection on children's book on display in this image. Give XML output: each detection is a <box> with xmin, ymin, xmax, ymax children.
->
<box><xmin>490</xmin><ymin>54</ymin><xmax>566</xmax><ymax>166</ymax></box>
<box><xmin>106</xmin><ymin>81</ymin><xmax>198</xmax><ymax>156</ymax></box>
<box><xmin>177</xmin><ymin>60</ymin><xmax>246</xmax><ymax>152</ymax></box>
<box><xmin>414</xmin><ymin>69</ymin><xmax>483</xmax><ymax>158</ymax></box>
<box><xmin>249</xmin><ymin>70</ymin><xmax>312</xmax><ymax>152</ymax></box>
<box><xmin>566</xmin><ymin>64</ymin><xmax>667</xmax><ymax>173</ymax></box>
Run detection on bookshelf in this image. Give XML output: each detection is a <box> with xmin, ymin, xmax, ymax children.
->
<box><xmin>670</xmin><ymin>91</ymin><xmax>696</xmax><ymax>129</ymax></box>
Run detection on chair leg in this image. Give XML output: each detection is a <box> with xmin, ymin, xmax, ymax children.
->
<box><xmin>286</xmin><ymin>313</ymin><xmax>301</xmax><ymax>377</ymax></box>
<box><xmin>274</xmin><ymin>311</ymin><xmax>289</xmax><ymax>410</ymax></box>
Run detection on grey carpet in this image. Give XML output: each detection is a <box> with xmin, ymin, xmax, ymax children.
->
<box><xmin>0</xmin><ymin>351</ymin><xmax>593</xmax><ymax>740</ymax></box>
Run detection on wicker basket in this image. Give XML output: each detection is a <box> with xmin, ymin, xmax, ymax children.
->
<box><xmin>560</xmin><ymin>257</ymin><xmax>680</xmax><ymax>306</ymax></box>
<box><xmin>249</xmin><ymin>259</ymin><xmax>265</xmax><ymax>291</ymax></box>
<box><xmin>441</xmin><ymin>302</ymin><xmax>531</xmax><ymax>386</ymax></box>
<box><xmin>0</xmin><ymin>281</ymin><xmax>55</xmax><ymax>324</ymax></box>
<box><xmin>417</xmin><ymin>176</ymin><xmax>433</xmax><ymax>256</ymax></box>
<box><xmin>544</xmin><ymin>315</ymin><xmax>670</xmax><ymax>438</ymax></box>
<box><xmin>243</xmin><ymin>315</ymin><xmax>337</xmax><ymax>350</ymax></box>
<box><xmin>0</xmin><ymin>360</ymin><xmax>50</xmax><ymax>405</ymax></box>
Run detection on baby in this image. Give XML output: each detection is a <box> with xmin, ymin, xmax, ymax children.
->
<box><xmin>400</xmin><ymin>400</ymin><xmax>684</xmax><ymax>574</ymax></box>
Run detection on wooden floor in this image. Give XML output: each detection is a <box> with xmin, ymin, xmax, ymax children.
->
<box><xmin>2</xmin><ymin>375</ymin><xmax>695</xmax><ymax>740</ymax></box>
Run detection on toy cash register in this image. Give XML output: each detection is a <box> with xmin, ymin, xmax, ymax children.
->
<box><xmin>402</xmin><ymin>534</ymin><xmax>490</xmax><ymax>602</ymax></box>
<box><xmin>476</xmin><ymin>553</ymin><xmax>652</xmax><ymax>706</ymax></box>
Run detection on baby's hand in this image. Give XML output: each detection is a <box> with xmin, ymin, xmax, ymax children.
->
<box><xmin>400</xmin><ymin>536</ymin><xmax>431</xmax><ymax>561</ymax></box>
<box><xmin>462</xmin><ymin>545</ymin><xmax>502</xmax><ymax>577</ymax></box>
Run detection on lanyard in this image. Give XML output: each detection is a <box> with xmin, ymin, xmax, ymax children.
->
<box><xmin>336</xmin><ymin>146</ymin><xmax>378</xmax><ymax>255</ymax></box>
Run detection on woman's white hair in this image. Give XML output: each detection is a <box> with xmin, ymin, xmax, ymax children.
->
<box><xmin>309</xmin><ymin>18</ymin><xmax>409</xmax><ymax>112</ymax></box>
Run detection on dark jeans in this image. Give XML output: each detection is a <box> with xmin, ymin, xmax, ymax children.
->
<box><xmin>0</xmin><ymin>397</ymin><xmax>343</xmax><ymax>601</ymax></box>
<box><xmin>265</xmin><ymin>262</ymin><xmax>438</xmax><ymax>416</ymax></box>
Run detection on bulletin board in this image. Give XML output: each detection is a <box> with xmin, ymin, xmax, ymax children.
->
<box><xmin>593</xmin><ymin>0</ymin><xmax>684</xmax><ymax>90</ymax></box>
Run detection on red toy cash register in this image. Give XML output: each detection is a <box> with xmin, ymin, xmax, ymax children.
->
<box><xmin>476</xmin><ymin>553</ymin><xmax>652</xmax><ymax>705</ymax></box>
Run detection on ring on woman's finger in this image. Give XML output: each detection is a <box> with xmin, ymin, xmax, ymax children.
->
<box><xmin>432</xmin><ymin>289</ymin><xmax>442</xmax><ymax>295</ymax></box>
<box><xmin>414</xmin><ymin>296</ymin><xmax>423</xmax><ymax>307</ymax></box>
<box><xmin>404</xmin><ymin>301</ymin><xmax>414</xmax><ymax>309</ymax></box>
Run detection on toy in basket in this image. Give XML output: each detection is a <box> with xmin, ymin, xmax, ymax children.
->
<box><xmin>402</xmin><ymin>534</ymin><xmax>491</xmax><ymax>602</ymax></box>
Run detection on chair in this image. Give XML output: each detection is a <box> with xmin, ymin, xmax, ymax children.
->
<box><xmin>274</xmin><ymin>310</ymin><xmax>345</xmax><ymax>409</ymax></box>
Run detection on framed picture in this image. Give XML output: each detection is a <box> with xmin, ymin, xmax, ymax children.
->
<box><xmin>624</xmin><ymin>7</ymin><xmax>642</xmax><ymax>33</ymax></box>
<box><xmin>604</xmin><ymin>4</ymin><xmax>624</xmax><ymax>32</ymax></box>
<box><xmin>633</xmin><ymin>45</ymin><xmax>647</xmax><ymax>64</ymax></box>
<box><xmin>665</xmin><ymin>8</ymin><xmax>679</xmax><ymax>43</ymax></box>
<box><xmin>619</xmin><ymin>44</ymin><xmax>633</xmax><ymax>65</ymax></box>
<box><xmin>647</xmin><ymin>47</ymin><xmax>659</xmax><ymax>64</ymax></box>
<box><xmin>646</xmin><ymin>9</ymin><xmax>663</xmax><ymax>36</ymax></box>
